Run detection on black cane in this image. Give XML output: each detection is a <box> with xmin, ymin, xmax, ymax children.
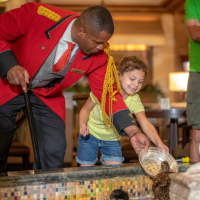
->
<box><xmin>24</xmin><ymin>89</ymin><xmax>42</xmax><ymax>170</ymax></box>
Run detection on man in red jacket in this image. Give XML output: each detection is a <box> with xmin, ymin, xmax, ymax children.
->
<box><xmin>0</xmin><ymin>2</ymin><xmax>150</xmax><ymax>171</ymax></box>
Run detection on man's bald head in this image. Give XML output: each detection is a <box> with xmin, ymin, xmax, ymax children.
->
<box><xmin>79</xmin><ymin>6</ymin><xmax>114</xmax><ymax>37</ymax></box>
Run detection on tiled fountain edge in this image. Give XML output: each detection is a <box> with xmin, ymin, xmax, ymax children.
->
<box><xmin>0</xmin><ymin>163</ymin><xmax>190</xmax><ymax>188</ymax></box>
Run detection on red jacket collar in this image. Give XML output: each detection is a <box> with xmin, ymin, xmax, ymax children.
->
<box><xmin>45</xmin><ymin>15</ymin><xmax>78</xmax><ymax>39</ymax></box>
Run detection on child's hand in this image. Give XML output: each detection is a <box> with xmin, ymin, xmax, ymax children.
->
<box><xmin>80</xmin><ymin>123</ymin><xmax>89</xmax><ymax>137</ymax></box>
<box><xmin>157</xmin><ymin>142</ymin><xmax>169</xmax><ymax>154</ymax></box>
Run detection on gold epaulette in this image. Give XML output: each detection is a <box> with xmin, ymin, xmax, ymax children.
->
<box><xmin>37</xmin><ymin>6</ymin><xmax>61</xmax><ymax>22</ymax></box>
<box><xmin>101</xmin><ymin>43</ymin><xmax>122</xmax><ymax>126</ymax></box>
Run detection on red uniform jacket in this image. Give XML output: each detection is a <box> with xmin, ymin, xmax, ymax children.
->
<box><xmin>0</xmin><ymin>2</ymin><xmax>136</xmax><ymax>134</ymax></box>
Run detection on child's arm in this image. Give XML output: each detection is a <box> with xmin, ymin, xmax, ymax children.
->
<box><xmin>135</xmin><ymin>111</ymin><xmax>169</xmax><ymax>154</ymax></box>
<box><xmin>79</xmin><ymin>96</ymin><xmax>96</xmax><ymax>136</ymax></box>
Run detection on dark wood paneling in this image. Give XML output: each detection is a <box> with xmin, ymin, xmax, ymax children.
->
<box><xmin>0</xmin><ymin>6</ymin><xmax>5</xmax><ymax>15</ymax></box>
<box><xmin>51</xmin><ymin>4</ymin><xmax>166</xmax><ymax>13</ymax></box>
<box><xmin>51</xmin><ymin>1</ymin><xmax>185</xmax><ymax>14</ymax></box>
<box><xmin>170</xmin><ymin>1</ymin><xmax>186</xmax><ymax>13</ymax></box>
<box><xmin>160</xmin><ymin>0</ymin><xmax>172</xmax><ymax>7</ymax></box>
<box><xmin>165</xmin><ymin>0</ymin><xmax>186</xmax><ymax>12</ymax></box>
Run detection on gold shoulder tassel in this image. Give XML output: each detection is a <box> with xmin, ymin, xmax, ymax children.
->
<box><xmin>101</xmin><ymin>43</ymin><xmax>122</xmax><ymax>126</ymax></box>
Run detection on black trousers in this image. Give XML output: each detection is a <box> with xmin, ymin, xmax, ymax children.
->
<box><xmin>0</xmin><ymin>92</ymin><xmax>66</xmax><ymax>171</ymax></box>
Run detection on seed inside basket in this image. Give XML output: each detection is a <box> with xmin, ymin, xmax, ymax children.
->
<box><xmin>145</xmin><ymin>164</ymin><xmax>161</xmax><ymax>176</ymax></box>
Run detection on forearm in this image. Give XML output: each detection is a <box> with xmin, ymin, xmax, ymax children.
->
<box><xmin>186</xmin><ymin>19</ymin><xmax>200</xmax><ymax>43</ymax></box>
<box><xmin>79</xmin><ymin>109</ymin><xmax>90</xmax><ymax>126</ymax></box>
<box><xmin>188</xmin><ymin>26</ymin><xmax>200</xmax><ymax>43</ymax></box>
<box><xmin>124</xmin><ymin>125</ymin><xmax>141</xmax><ymax>138</ymax></box>
<box><xmin>142</xmin><ymin>123</ymin><xmax>162</xmax><ymax>146</ymax></box>
<box><xmin>0</xmin><ymin>51</ymin><xmax>19</xmax><ymax>79</ymax></box>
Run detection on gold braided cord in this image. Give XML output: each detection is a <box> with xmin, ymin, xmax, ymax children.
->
<box><xmin>38</xmin><ymin>6</ymin><xmax>61</xmax><ymax>22</ymax></box>
<box><xmin>101</xmin><ymin>43</ymin><xmax>122</xmax><ymax>126</ymax></box>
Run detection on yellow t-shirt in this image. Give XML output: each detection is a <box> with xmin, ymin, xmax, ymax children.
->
<box><xmin>87</xmin><ymin>92</ymin><xmax>145</xmax><ymax>141</ymax></box>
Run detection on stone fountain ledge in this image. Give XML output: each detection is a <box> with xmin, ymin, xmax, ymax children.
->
<box><xmin>170</xmin><ymin>165</ymin><xmax>200</xmax><ymax>200</ymax></box>
<box><xmin>0</xmin><ymin>163</ymin><xmax>191</xmax><ymax>188</ymax></box>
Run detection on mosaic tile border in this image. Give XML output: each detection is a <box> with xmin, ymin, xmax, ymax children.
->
<box><xmin>0</xmin><ymin>164</ymin><xmax>147</xmax><ymax>188</ymax></box>
<box><xmin>0</xmin><ymin>163</ymin><xmax>190</xmax><ymax>188</ymax></box>
<box><xmin>0</xmin><ymin>175</ymin><xmax>154</xmax><ymax>200</ymax></box>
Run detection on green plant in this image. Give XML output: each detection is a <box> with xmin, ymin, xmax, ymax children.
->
<box><xmin>138</xmin><ymin>83</ymin><xmax>165</xmax><ymax>103</ymax></box>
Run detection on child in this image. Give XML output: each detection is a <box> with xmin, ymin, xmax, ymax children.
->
<box><xmin>76</xmin><ymin>56</ymin><xmax>169</xmax><ymax>166</ymax></box>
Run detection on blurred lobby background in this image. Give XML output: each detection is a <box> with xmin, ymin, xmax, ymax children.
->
<box><xmin>0</xmin><ymin>0</ymin><xmax>190</xmax><ymax>170</ymax></box>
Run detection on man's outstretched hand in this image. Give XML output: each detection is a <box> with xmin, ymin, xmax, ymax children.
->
<box><xmin>7</xmin><ymin>65</ymin><xmax>30</xmax><ymax>91</ymax></box>
<box><xmin>130</xmin><ymin>132</ymin><xmax>151</xmax><ymax>155</ymax></box>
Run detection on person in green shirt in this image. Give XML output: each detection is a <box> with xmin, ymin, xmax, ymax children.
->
<box><xmin>185</xmin><ymin>0</ymin><xmax>200</xmax><ymax>162</ymax></box>
<box><xmin>76</xmin><ymin>56</ymin><xmax>168</xmax><ymax>166</ymax></box>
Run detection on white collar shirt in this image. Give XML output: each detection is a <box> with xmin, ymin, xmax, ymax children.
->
<box><xmin>54</xmin><ymin>18</ymin><xmax>79</xmax><ymax>64</ymax></box>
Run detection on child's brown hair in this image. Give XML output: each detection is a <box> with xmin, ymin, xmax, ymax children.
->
<box><xmin>117</xmin><ymin>56</ymin><xmax>151</xmax><ymax>86</ymax></box>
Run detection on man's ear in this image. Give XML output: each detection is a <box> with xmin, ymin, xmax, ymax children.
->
<box><xmin>77</xmin><ymin>27</ymin><xmax>86</xmax><ymax>38</ymax></box>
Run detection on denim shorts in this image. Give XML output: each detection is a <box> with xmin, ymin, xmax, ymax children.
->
<box><xmin>76</xmin><ymin>134</ymin><xmax>124</xmax><ymax>165</ymax></box>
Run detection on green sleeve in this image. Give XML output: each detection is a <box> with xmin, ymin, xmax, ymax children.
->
<box><xmin>128</xmin><ymin>94</ymin><xmax>145</xmax><ymax>114</ymax></box>
<box><xmin>90</xmin><ymin>92</ymin><xmax>100</xmax><ymax>105</ymax></box>
<box><xmin>185</xmin><ymin>0</ymin><xmax>198</xmax><ymax>23</ymax></box>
